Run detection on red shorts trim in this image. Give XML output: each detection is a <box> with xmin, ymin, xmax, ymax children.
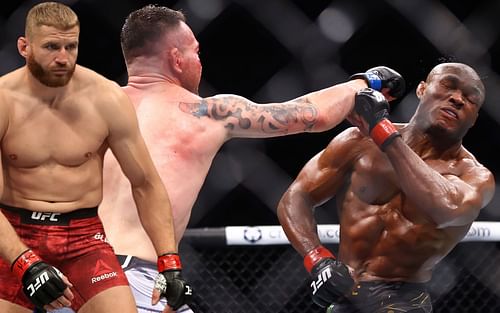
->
<box><xmin>0</xmin><ymin>206</ymin><xmax>129</xmax><ymax>311</ymax></box>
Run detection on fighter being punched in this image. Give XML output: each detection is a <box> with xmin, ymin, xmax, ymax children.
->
<box><xmin>99</xmin><ymin>5</ymin><xmax>406</xmax><ymax>313</ymax></box>
<box><xmin>278</xmin><ymin>62</ymin><xmax>495</xmax><ymax>312</ymax></box>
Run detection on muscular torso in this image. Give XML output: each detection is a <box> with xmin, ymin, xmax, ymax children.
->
<box><xmin>100</xmin><ymin>82</ymin><xmax>227</xmax><ymax>261</ymax></box>
<box><xmin>337</xmin><ymin>129</ymin><xmax>471</xmax><ymax>282</ymax></box>
<box><xmin>0</xmin><ymin>66</ymin><xmax>112</xmax><ymax>212</ymax></box>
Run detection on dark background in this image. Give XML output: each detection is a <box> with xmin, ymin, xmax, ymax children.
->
<box><xmin>2</xmin><ymin>2</ymin><xmax>500</xmax><ymax>311</ymax></box>
<box><xmin>1</xmin><ymin>0</ymin><xmax>499</xmax><ymax>228</ymax></box>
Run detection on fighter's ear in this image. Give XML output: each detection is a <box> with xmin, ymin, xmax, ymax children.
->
<box><xmin>17</xmin><ymin>36</ymin><xmax>28</xmax><ymax>58</ymax></box>
<box><xmin>168</xmin><ymin>47</ymin><xmax>182</xmax><ymax>74</ymax></box>
<box><xmin>416</xmin><ymin>81</ymin><xmax>426</xmax><ymax>99</ymax></box>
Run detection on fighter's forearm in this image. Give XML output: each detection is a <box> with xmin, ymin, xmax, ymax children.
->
<box><xmin>384</xmin><ymin>138</ymin><xmax>468</xmax><ymax>225</ymax></box>
<box><xmin>278</xmin><ymin>190</ymin><xmax>321</xmax><ymax>256</ymax></box>
<box><xmin>132</xmin><ymin>183</ymin><xmax>177</xmax><ymax>255</ymax></box>
<box><xmin>182</xmin><ymin>80</ymin><xmax>366</xmax><ymax>138</ymax></box>
<box><xmin>295</xmin><ymin>80</ymin><xmax>367</xmax><ymax>132</ymax></box>
<box><xmin>0</xmin><ymin>212</ymin><xmax>28</xmax><ymax>264</ymax></box>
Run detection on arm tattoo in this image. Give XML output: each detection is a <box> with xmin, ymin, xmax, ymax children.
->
<box><xmin>179</xmin><ymin>95</ymin><xmax>318</xmax><ymax>133</ymax></box>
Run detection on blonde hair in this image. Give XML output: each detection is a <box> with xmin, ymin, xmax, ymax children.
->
<box><xmin>25</xmin><ymin>2</ymin><xmax>80</xmax><ymax>38</ymax></box>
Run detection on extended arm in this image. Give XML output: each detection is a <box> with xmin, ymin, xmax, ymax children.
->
<box><xmin>179</xmin><ymin>67</ymin><xmax>404</xmax><ymax>138</ymax></box>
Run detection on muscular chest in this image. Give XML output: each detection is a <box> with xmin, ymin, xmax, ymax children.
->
<box><xmin>347</xmin><ymin>146</ymin><xmax>463</xmax><ymax>221</ymax></box>
<box><xmin>349</xmin><ymin>151</ymin><xmax>398</xmax><ymax>204</ymax></box>
<box><xmin>3</xmin><ymin>99</ymin><xmax>107</xmax><ymax>167</ymax></box>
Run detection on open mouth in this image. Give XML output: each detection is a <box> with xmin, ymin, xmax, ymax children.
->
<box><xmin>441</xmin><ymin>108</ymin><xmax>458</xmax><ymax>120</ymax></box>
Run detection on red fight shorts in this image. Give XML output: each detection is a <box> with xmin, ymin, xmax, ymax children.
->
<box><xmin>0</xmin><ymin>204</ymin><xmax>129</xmax><ymax>311</ymax></box>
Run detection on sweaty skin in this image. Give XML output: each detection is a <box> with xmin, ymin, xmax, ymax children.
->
<box><xmin>0</xmin><ymin>67</ymin><xmax>111</xmax><ymax>211</ymax></box>
<box><xmin>278</xmin><ymin>63</ymin><xmax>495</xmax><ymax>283</ymax></box>
<box><xmin>0</xmin><ymin>22</ymin><xmax>174</xmax><ymax>313</ymax></box>
<box><xmin>101</xmin><ymin>77</ymin><xmax>368</xmax><ymax>262</ymax></box>
<box><xmin>99</xmin><ymin>20</ymin><xmax>369</xmax><ymax>263</ymax></box>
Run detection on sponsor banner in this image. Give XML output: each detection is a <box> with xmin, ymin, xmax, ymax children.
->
<box><xmin>225</xmin><ymin>222</ymin><xmax>500</xmax><ymax>245</ymax></box>
<box><xmin>462</xmin><ymin>222</ymin><xmax>500</xmax><ymax>241</ymax></box>
<box><xmin>225</xmin><ymin>225</ymin><xmax>340</xmax><ymax>245</ymax></box>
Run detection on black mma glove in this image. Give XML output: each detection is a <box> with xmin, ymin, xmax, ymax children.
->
<box><xmin>11</xmin><ymin>249</ymin><xmax>67</xmax><ymax>309</ymax></box>
<box><xmin>304</xmin><ymin>246</ymin><xmax>354</xmax><ymax>308</ymax></box>
<box><xmin>154</xmin><ymin>253</ymin><xmax>193</xmax><ymax>310</ymax></box>
<box><xmin>349</xmin><ymin>66</ymin><xmax>406</xmax><ymax>99</ymax></box>
<box><xmin>354</xmin><ymin>88</ymin><xmax>401</xmax><ymax>150</ymax></box>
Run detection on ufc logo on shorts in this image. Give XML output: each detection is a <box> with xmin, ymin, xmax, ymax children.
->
<box><xmin>31</xmin><ymin>212</ymin><xmax>61</xmax><ymax>222</ymax></box>
<box><xmin>311</xmin><ymin>267</ymin><xmax>332</xmax><ymax>295</ymax></box>
<box><xmin>27</xmin><ymin>272</ymin><xmax>49</xmax><ymax>296</ymax></box>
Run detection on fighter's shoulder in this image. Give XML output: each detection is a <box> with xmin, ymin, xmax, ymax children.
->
<box><xmin>75</xmin><ymin>65</ymin><xmax>122</xmax><ymax>92</ymax></box>
<box><xmin>0</xmin><ymin>68</ymin><xmax>25</xmax><ymax>90</ymax></box>
<box><xmin>178</xmin><ymin>93</ymin><xmax>241</xmax><ymax>119</ymax></box>
<box><xmin>0</xmin><ymin>85</ymin><xmax>18</xmax><ymax>104</ymax></box>
<box><xmin>318</xmin><ymin>127</ymin><xmax>368</xmax><ymax>163</ymax></box>
<box><xmin>75</xmin><ymin>65</ymin><xmax>127</xmax><ymax>102</ymax></box>
<box><xmin>456</xmin><ymin>147</ymin><xmax>495</xmax><ymax>207</ymax></box>
<box><xmin>459</xmin><ymin>146</ymin><xmax>494</xmax><ymax>176</ymax></box>
<box><xmin>329</xmin><ymin>126</ymin><xmax>366</xmax><ymax>146</ymax></box>
<box><xmin>330</xmin><ymin>124</ymin><xmax>394</xmax><ymax>158</ymax></box>
<box><xmin>0</xmin><ymin>88</ymin><xmax>13</xmax><ymax>129</ymax></box>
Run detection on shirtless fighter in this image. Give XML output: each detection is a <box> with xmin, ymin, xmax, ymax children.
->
<box><xmin>99</xmin><ymin>5</ymin><xmax>404</xmax><ymax>312</ymax></box>
<box><xmin>277</xmin><ymin>62</ymin><xmax>495</xmax><ymax>312</ymax></box>
<box><xmin>0</xmin><ymin>3</ymin><xmax>190</xmax><ymax>313</ymax></box>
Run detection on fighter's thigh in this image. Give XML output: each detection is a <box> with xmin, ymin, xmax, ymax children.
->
<box><xmin>78</xmin><ymin>285</ymin><xmax>137</xmax><ymax>313</ymax></box>
<box><xmin>0</xmin><ymin>299</ymin><xmax>31</xmax><ymax>313</ymax></box>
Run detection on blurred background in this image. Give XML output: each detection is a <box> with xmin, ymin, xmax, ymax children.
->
<box><xmin>1</xmin><ymin>0</ymin><xmax>500</xmax><ymax>312</ymax></box>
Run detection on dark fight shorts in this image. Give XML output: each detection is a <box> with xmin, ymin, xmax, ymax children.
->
<box><xmin>328</xmin><ymin>281</ymin><xmax>433</xmax><ymax>313</ymax></box>
<box><xmin>0</xmin><ymin>204</ymin><xmax>129</xmax><ymax>311</ymax></box>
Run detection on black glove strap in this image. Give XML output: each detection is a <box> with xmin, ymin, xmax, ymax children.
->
<box><xmin>22</xmin><ymin>263</ymin><xmax>67</xmax><ymax>308</ymax></box>
<box><xmin>155</xmin><ymin>270</ymin><xmax>193</xmax><ymax>310</ymax></box>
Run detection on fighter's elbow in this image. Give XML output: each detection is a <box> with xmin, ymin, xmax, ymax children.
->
<box><xmin>278</xmin><ymin>189</ymin><xmax>315</xmax><ymax>218</ymax></box>
<box><xmin>129</xmin><ymin>173</ymin><xmax>158</xmax><ymax>198</ymax></box>
<box><xmin>277</xmin><ymin>192</ymin><xmax>293</xmax><ymax>218</ymax></box>
<box><xmin>309</xmin><ymin>114</ymin><xmax>336</xmax><ymax>133</ymax></box>
<box><xmin>432</xmin><ymin>201</ymin><xmax>481</xmax><ymax>228</ymax></box>
<box><xmin>277</xmin><ymin>190</ymin><xmax>303</xmax><ymax>220</ymax></box>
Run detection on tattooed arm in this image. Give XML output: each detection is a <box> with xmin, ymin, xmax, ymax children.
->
<box><xmin>179</xmin><ymin>80</ymin><xmax>367</xmax><ymax>138</ymax></box>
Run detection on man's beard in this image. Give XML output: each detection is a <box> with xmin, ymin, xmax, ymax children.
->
<box><xmin>27</xmin><ymin>55</ymin><xmax>75</xmax><ymax>87</ymax></box>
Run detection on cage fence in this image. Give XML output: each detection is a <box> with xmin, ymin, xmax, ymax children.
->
<box><xmin>179</xmin><ymin>223</ymin><xmax>500</xmax><ymax>313</ymax></box>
